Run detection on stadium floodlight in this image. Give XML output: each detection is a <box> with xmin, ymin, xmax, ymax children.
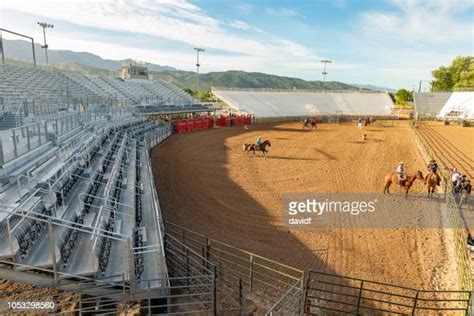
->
<box><xmin>321</xmin><ymin>59</ymin><xmax>332</xmax><ymax>93</ymax></box>
<box><xmin>37</xmin><ymin>22</ymin><xmax>54</xmax><ymax>65</ymax></box>
<box><xmin>194</xmin><ymin>47</ymin><xmax>205</xmax><ymax>97</ymax></box>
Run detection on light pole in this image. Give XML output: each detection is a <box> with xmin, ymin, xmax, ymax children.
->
<box><xmin>321</xmin><ymin>59</ymin><xmax>332</xmax><ymax>93</ymax></box>
<box><xmin>194</xmin><ymin>47</ymin><xmax>205</xmax><ymax>99</ymax></box>
<box><xmin>37</xmin><ymin>22</ymin><xmax>54</xmax><ymax>65</ymax></box>
<box><xmin>418</xmin><ymin>80</ymin><xmax>432</xmax><ymax>92</ymax></box>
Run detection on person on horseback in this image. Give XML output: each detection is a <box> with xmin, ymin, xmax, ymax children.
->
<box><xmin>463</xmin><ymin>179</ymin><xmax>472</xmax><ymax>194</ymax></box>
<box><xmin>427</xmin><ymin>159</ymin><xmax>441</xmax><ymax>186</ymax></box>
<box><xmin>451</xmin><ymin>168</ymin><xmax>461</xmax><ymax>189</ymax></box>
<box><xmin>256</xmin><ymin>137</ymin><xmax>262</xmax><ymax>149</ymax></box>
<box><xmin>396</xmin><ymin>161</ymin><xmax>406</xmax><ymax>186</ymax></box>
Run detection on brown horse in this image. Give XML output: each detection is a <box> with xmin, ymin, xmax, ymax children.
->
<box><xmin>243</xmin><ymin>140</ymin><xmax>271</xmax><ymax>156</ymax></box>
<box><xmin>383</xmin><ymin>171</ymin><xmax>424</xmax><ymax>198</ymax></box>
<box><xmin>425</xmin><ymin>171</ymin><xmax>438</xmax><ymax>198</ymax></box>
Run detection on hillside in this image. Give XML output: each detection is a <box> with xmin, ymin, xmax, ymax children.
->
<box><xmin>2</xmin><ymin>39</ymin><xmax>175</xmax><ymax>72</ymax></box>
<box><xmin>152</xmin><ymin>70</ymin><xmax>363</xmax><ymax>91</ymax></box>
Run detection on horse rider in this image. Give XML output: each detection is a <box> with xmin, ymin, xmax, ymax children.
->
<box><xmin>451</xmin><ymin>168</ymin><xmax>461</xmax><ymax>188</ymax></box>
<box><xmin>256</xmin><ymin>136</ymin><xmax>262</xmax><ymax>149</ymax></box>
<box><xmin>396</xmin><ymin>161</ymin><xmax>406</xmax><ymax>186</ymax></box>
<box><xmin>463</xmin><ymin>178</ymin><xmax>471</xmax><ymax>192</ymax></box>
<box><xmin>427</xmin><ymin>159</ymin><xmax>441</xmax><ymax>185</ymax></box>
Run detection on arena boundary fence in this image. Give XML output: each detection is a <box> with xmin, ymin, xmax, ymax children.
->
<box><xmin>304</xmin><ymin>271</ymin><xmax>471</xmax><ymax>315</ymax></box>
<box><xmin>253</xmin><ymin>114</ymin><xmax>399</xmax><ymax>124</ymax></box>
<box><xmin>164</xmin><ymin>221</ymin><xmax>305</xmax><ymax>314</ymax></box>
<box><xmin>411</xmin><ymin>123</ymin><xmax>473</xmax><ymax>291</ymax></box>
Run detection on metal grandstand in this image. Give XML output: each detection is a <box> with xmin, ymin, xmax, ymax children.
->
<box><xmin>212</xmin><ymin>87</ymin><xmax>394</xmax><ymax>117</ymax></box>
<box><xmin>0</xmin><ymin>62</ymin><xmax>198</xmax><ymax>129</ymax></box>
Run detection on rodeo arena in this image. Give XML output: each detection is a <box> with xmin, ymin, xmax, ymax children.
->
<box><xmin>0</xmin><ymin>30</ymin><xmax>474</xmax><ymax>316</ymax></box>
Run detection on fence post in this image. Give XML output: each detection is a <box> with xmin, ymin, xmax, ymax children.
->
<box><xmin>249</xmin><ymin>254</ymin><xmax>254</xmax><ymax>292</ymax></box>
<box><xmin>356</xmin><ymin>280</ymin><xmax>364</xmax><ymax>315</ymax></box>
<box><xmin>148</xmin><ymin>280</ymin><xmax>152</xmax><ymax>315</ymax></box>
<box><xmin>303</xmin><ymin>271</ymin><xmax>312</xmax><ymax>315</ymax></box>
<box><xmin>213</xmin><ymin>266</ymin><xmax>218</xmax><ymax>316</ymax></box>
<box><xmin>78</xmin><ymin>283</ymin><xmax>82</xmax><ymax>316</ymax></box>
<box><xmin>412</xmin><ymin>290</ymin><xmax>419</xmax><ymax>316</ymax></box>
<box><xmin>206</xmin><ymin>238</ymin><xmax>211</xmax><ymax>270</ymax></box>
<box><xmin>186</xmin><ymin>247</ymin><xmax>190</xmax><ymax>286</ymax></box>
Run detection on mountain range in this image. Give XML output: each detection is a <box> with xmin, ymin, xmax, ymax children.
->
<box><xmin>1</xmin><ymin>39</ymin><xmax>394</xmax><ymax>92</ymax></box>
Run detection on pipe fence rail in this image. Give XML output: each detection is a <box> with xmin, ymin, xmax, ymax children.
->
<box><xmin>304</xmin><ymin>271</ymin><xmax>471</xmax><ymax>315</ymax></box>
<box><xmin>165</xmin><ymin>221</ymin><xmax>305</xmax><ymax>314</ymax></box>
<box><xmin>411</xmin><ymin>122</ymin><xmax>473</xmax><ymax>291</ymax></box>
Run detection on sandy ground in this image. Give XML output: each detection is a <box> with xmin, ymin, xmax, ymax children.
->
<box><xmin>418</xmin><ymin>123</ymin><xmax>474</xmax><ymax>178</ymax></box>
<box><xmin>152</xmin><ymin>121</ymin><xmax>459</xmax><ymax>291</ymax></box>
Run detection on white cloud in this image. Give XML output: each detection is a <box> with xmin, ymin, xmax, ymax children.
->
<box><xmin>360</xmin><ymin>0</ymin><xmax>473</xmax><ymax>44</ymax></box>
<box><xmin>0</xmin><ymin>0</ymin><xmax>333</xmax><ymax>79</ymax></box>
<box><xmin>264</xmin><ymin>7</ymin><xmax>301</xmax><ymax>17</ymax></box>
<box><xmin>230</xmin><ymin>20</ymin><xmax>251</xmax><ymax>30</ymax></box>
<box><xmin>1</xmin><ymin>0</ymin><xmax>317</xmax><ymax>63</ymax></box>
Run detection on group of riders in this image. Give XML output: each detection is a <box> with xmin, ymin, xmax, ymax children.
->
<box><xmin>396</xmin><ymin>159</ymin><xmax>471</xmax><ymax>201</ymax></box>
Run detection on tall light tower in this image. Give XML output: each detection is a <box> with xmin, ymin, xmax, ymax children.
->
<box><xmin>321</xmin><ymin>59</ymin><xmax>332</xmax><ymax>93</ymax></box>
<box><xmin>194</xmin><ymin>47</ymin><xmax>205</xmax><ymax>97</ymax></box>
<box><xmin>37</xmin><ymin>22</ymin><xmax>54</xmax><ymax>65</ymax></box>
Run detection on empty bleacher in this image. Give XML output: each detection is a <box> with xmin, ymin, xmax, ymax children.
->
<box><xmin>413</xmin><ymin>92</ymin><xmax>453</xmax><ymax>118</ymax></box>
<box><xmin>0</xmin><ymin>113</ymin><xmax>171</xmax><ymax>287</ymax></box>
<box><xmin>0</xmin><ymin>64</ymin><xmax>196</xmax><ymax>128</ymax></box>
<box><xmin>212</xmin><ymin>88</ymin><xmax>394</xmax><ymax>117</ymax></box>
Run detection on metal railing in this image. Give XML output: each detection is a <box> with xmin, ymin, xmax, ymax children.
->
<box><xmin>253</xmin><ymin>114</ymin><xmax>399</xmax><ymax>124</ymax></box>
<box><xmin>0</xmin><ymin>231</ymin><xmax>217</xmax><ymax>315</ymax></box>
<box><xmin>165</xmin><ymin>221</ymin><xmax>305</xmax><ymax>314</ymax></box>
<box><xmin>411</xmin><ymin>123</ymin><xmax>473</xmax><ymax>291</ymax></box>
<box><xmin>211</xmin><ymin>87</ymin><xmax>385</xmax><ymax>93</ymax></box>
<box><xmin>304</xmin><ymin>271</ymin><xmax>471</xmax><ymax>315</ymax></box>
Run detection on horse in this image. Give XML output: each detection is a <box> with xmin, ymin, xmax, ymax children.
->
<box><xmin>365</xmin><ymin>117</ymin><xmax>376</xmax><ymax>127</ymax></box>
<box><xmin>425</xmin><ymin>171</ymin><xmax>438</xmax><ymax>198</ymax></box>
<box><xmin>303</xmin><ymin>120</ymin><xmax>317</xmax><ymax>131</ymax></box>
<box><xmin>243</xmin><ymin>140</ymin><xmax>271</xmax><ymax>157</ymax></box>
<box><xmin>383</xmin><ymin>170</ymin><xmax>424</xmax><ymax>198</ymax></box>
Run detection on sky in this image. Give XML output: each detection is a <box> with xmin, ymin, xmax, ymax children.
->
<box><xmin>0</xmin><ymin>0</ymin><xmax>473</xmax><ymax>89</ymax></box>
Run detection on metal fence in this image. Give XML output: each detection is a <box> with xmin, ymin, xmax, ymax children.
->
<box><xmin>411</xmin><ymin>123</ymin><xmax>473</xmax><ymax>291</ymax></box>
<box><xmin>253</xmin><ymin>114</ymin><xmax>399</xmax><ymax>124</ymax></box>
<box><xmin>165</xmin><ymin>221</ymin><xmax>305</xmax><ymax>314</ymax></box>
<box><xmin>0</xmin><ymin>232</ymin><xmax>217</xmax><ymax>315</ymax></box>
<box><xmin>304</xmin><ymin>271</ymin><xmax>471</xmax><ymax>315</ymax></box>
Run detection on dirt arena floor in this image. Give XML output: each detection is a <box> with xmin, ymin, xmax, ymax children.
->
<box><xmin>152</xmin><ymin>121</ymin><xmax>460</xmax><ymax>291</ymax></box>
<box><xmin>418</xmin><ymin>122</ymin><xmax>473</xmax><ymax>178</ymax></box>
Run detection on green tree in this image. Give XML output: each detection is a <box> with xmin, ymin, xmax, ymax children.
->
<box><xmin>197</xmin><ymin>90</ymin><xmax>214</xmax><ymax>102</ymax></box>
<box><xmin>431</xmin><ymin>56</ymin><xmax>473</xmax><ymax>91</ymax></box>
<box><xmin>183</xmin><ymin>88</ymin><xmax>195</xmax><ymax>96</ymax></box>
<box><xmin>455</xmin><ymin>59</ymin><xmax>474</xmax><ymax>90</ymax></box>
<box><xmin>395</xmin><ymin>88</ymin><xmax>413</xmax><ymax>104</ymax></box>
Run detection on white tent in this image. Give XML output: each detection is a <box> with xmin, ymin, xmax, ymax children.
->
<box><xmin>437</xmin><ymin>92</ymin><xmax>474</xmax><ymax>119</ymax></box>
